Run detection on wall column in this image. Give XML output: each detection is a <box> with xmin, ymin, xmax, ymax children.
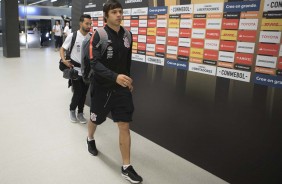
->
<box><xmin>71</xmin><ymin>0</ymin><xmax>83</xmax><ymax>32</ymax></box>
<box><xmin>1</xmin><ymin>0</ymin><xmax>20</xmax><ymax>57</ymax></box>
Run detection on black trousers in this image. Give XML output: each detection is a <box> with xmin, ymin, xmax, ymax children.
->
<box><xmin>70</xmin><ymin>77</ymin><xmax>89</xmax><ymax>113</ymax></box>
<box><xmin>54</xmin><ymin>35</ymin><xmax>63</xmax><ymax>48</ymax></box>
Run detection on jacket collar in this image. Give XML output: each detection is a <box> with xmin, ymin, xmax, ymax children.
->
<box><xmin>105</xmin><ymin>24</ymin><xmax>124</xmax><ymax>36</ymax></box>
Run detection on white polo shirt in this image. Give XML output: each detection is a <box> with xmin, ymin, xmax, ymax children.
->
<box><xmin>53</xmin><ymin>25</ymin><xmax>62</xmax><ymax>36</ymax></box>
<box><xmin>62</xmin><ymin>30</ymin><xmax>87</xmax><ymax>76</ymax></box>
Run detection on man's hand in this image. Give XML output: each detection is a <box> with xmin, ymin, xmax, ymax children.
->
<box><xmin>128</xmin><ymin>83</ymin><xmax>134</xmax><ymax>92</ymax></box>
<box><xmin>116</xmin><ymin>74</ymin><xmax>133</xmax><ymax>88</ymax></box>
<box><xmin>63</xmin><ymin>59</ymin><xmax>73</xmax><ymax>68</ymax></box>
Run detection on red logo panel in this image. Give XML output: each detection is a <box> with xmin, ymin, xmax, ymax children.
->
<box><xmin>222</xmin><ymin>19</ymin><xmax>239</xmax><ymax>30</ymax></box>
<box><xmin>147</xmin><ymin>36</ymin><xmax>156</xmax><ymax>44</ymax></box>
<box><xmin>204</xmin><ymin>50</ymin><xmax>218</xmax><ymax>61</ymax></box>
<box><xmin>235</xmin><ymin>53</ymin><xmax>253</xmax><ymax>65</ymax></box>
<box><xmin>157</xmin><ymin>28</ymin><xmax>166</xmax><ymax>36</ymax></box>
<box><xmin>258</xmin><ymin>43</ymin><xmax>279</xmax><ymax>56</ymax></box>
<box><xmin>138</xmin><ymin>28</ymin><xmax>147</xmax><ymax>35</ymax></box>
<box><xmin>206</xmin><ymin>30</ymin><xmax>221</xmax><ymax>39</ymax></box>
<box><xmin>179</xmin><ymin>29</ymin><xmax>191</xmax><ymax>38</ymax></box>
<box><xmin>138</xmin><ymin>43</ymin><xmax>146</xmax><ymax>51</ymax></box>
<box><xmin>131</xmin><ymin>20</ymin><xmax>139</xmax><ymax>27</ymax></box>
<box><xmin>133</xmin><ymin>35</ymin><xmax>138</xmax><ymax>42</ymax></box>
<box><xmin>191</xmin><ymin>39</ymin><xmax>204</xmax><ymax>48</ymax></box>
<box><xmin>92</xmin><ymin>21</ymin><xmax>98</xmax><ymax>27</ymax></box>
<box><xmin>278</xmin><ymin>57</ymin><xmax>282</xmax><ymax>70</ymax></box>
<box><xmin>148</xmin><ymin>19</ymin><xmax>157</xmax><ymax>27</ymax></box>
<box><xmin>220</xmin><ymin>40</ymin><xmax>237</xmax><ymax>52</ymax></box>
<box><xmin>167</xmin><ymin>37</ymin><xmax>179</xmax><ymax>46</ymax></box>
<box><xmin>237</xmin><ymin>30</ymin><xmax>257</xmax><ymax>42</ymax></box>
<box><xmin>156</xmin><ymin>45</ymin><xmax>165</xmax><ymax>53</ymax></box>
<box><xmin>178</xmin><ymin>47</ymin><xmax>190</xmax><ymax>56</ymax></box>
<box><xmin>193</xmin><ymin>19</ymin><xmax>206</xmax><ymax>28</ymax></box>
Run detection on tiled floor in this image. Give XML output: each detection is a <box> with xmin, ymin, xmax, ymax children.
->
<box><xmin>0</xmin><ymin>48</ymin><xmax>228</xmax><ymax>184</ymax></box>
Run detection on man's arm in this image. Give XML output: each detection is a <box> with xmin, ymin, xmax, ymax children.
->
<box><xmin>127</xmin><ymin>32</ymin><xmax>133</xmax><ymax>76</ymax></box>
<box><xmin>91</xmin><ymin>33</ymin><xmax>119</xmax><ymax>81</ymax></box>
<box><xmin>126</xmin><ymin>32</ymin><xmax>133</xmax><ymax>91</ymax></box>
<box><xmin>60</xmin><ymin>34</ymin><xmax>73</xmax><ymax>68</ymax></box>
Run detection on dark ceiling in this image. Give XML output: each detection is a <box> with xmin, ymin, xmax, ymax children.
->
<box><xmin>18</xmin><ymin>0</ymin><xmax>72</xmax><ymax>7</ymax></box>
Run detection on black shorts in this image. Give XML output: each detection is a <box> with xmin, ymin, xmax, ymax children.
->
<box><xmin>90</xmin><ymin>84</ymin><xmax>134</xmax><ymax>125</ymax></box>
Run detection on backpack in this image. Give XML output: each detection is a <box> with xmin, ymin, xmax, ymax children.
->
<box><xmin>59</xmin><ymin>31</ymin><xmax>77</xmax><ymax>72</ymax></box>
<box><xmin>81</xmin><ymin>27</ymin><xmax>132</xmax><ymax>84</ymax></box>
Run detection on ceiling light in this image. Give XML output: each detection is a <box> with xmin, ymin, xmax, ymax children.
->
<box><xmin>28</xmin><ymin>0</ymin><xmax>48</xmax><ymax>6</ymax></box>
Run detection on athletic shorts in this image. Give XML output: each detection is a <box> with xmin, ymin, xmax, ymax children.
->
<box><xmin>90</xmin><ymin>84</ymin><xmax>134</xmax><ymax>125</ymax></box>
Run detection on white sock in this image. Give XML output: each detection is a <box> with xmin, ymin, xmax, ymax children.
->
<box><xmin>123</xmin><ymin>164</ymin><xmax>131</xmax><ymax>170</ymax></box>
<box><xmin>88</xmin><ymin>137</ymin><xmax>94</xmax><ymax>141</ymax></box>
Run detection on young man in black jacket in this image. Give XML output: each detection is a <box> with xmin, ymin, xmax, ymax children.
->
<box><xmin>86</xmin><ymin>0</ymin><xmax>143</xmax><ymax>183</ymax></box>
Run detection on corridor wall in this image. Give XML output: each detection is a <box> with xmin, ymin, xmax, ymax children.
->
<box><xmin>78</xmin><ymin>0</ymin><xmax>282</xmax><ymax>183</ymax></box>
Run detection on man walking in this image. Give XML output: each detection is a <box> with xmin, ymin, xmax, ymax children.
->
<box><xmin>87</xmin><ymin>0</ymin><xmax>143</xmax><ymax>183</ymax></box>
<box><xmin>53</xmin><ymin>20</ymin><xmax>63</xmax><ymax>51</ymax></box>
<box><xmin>60</xmin><ymin>14</ymin><xmax>92</xmax><ymax>123</ymax></box>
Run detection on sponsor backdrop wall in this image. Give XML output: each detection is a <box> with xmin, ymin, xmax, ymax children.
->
<box><xmin>79</xmin><ymin>0</ymin><xmax>282</xmax><ymax>183</ymax></box>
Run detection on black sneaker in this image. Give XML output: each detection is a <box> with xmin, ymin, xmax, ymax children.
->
<box><xmin>87</xmin><ymin>139</ymin><xmax>98</xmax><ymax>156</ymax></box>
<box><xmin>121</xmin><ymin>165</ymin><xmax>143</xmax><ymax>183</ymax></box>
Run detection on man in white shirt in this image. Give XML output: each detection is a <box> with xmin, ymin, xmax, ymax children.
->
<box><xmin>59</xmin><ymin>14</ymin><xmax>92</xmax><ymax>123</ymax></box>
<box><xmin>53</xmin><ymin>20</ymin><xmax>63</xmax><ymax>51</ymax></box>
<box><xmin>63</xmin><ymin>22</ymin><xmax>71</xmax><ymax>40</ymax></box>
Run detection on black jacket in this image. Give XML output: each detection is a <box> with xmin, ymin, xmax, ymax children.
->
<box><xmin>91</xmin><ymin>25</ymin><xmax>132</xmax><ymax>89</ymax></box>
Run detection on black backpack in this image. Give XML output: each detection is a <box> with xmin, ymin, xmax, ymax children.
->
<box><xmin>59</xmin><ymin>31</ymin><xmax>77</xmax><ymax>71</ymax></box>
<box><xmin>81</xmin><ymin>27</ymin><xmax>132</xmax><ymax>84</ymax></box>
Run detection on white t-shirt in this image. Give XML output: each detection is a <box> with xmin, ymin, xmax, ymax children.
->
<box><xmin>62</xmin><ymin>31</ymin><xmax>87</xmax><ymax>76</ymax></box>
<box><xmin>64</xmin><ymin>26</ymin><xmax>71</xmax><ymax>36</ymax></box>
<box><xmin>53</xmin><ymin>25</ymin><xmax>62</xmax><ymax>36</ymax></box>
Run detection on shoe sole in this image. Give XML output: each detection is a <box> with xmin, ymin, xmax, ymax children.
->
<box><xmin>69</xmin><ymin>113</ymin><xmax>78</xmax><ymax>123</ymax></box>
<box><xmin>70</xmin><ymin>119</ymin><xmax>78</xmax><ymax>123</ymax></box>
<box><xmin>121</xmin><ymin>173</ymin><xmax>142</xmax><ymax>184</ymax></box>
<box><xmin>78</xmin><ymin>120</ymin><xmax>87</xmax><ymax>124</ymax></box>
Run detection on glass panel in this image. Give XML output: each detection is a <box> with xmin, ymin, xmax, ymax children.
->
<box><xmin>18</xmin><ymin>0</ymin><xmax>71</xmax><ymax>49</ymax></box>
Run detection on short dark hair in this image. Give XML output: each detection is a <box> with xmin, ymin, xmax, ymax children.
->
<box><xmin>79</xmin><ymin>14</ymin><xmax>91</xmax><ymax>23</ymax></box>
<box><xmin>103</xmin><ymin>0</ymin><xmax>123</xmax><ymax>22</ymax></box>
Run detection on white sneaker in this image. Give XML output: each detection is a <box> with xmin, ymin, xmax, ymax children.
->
<box><xmin>69</xmin><ymin>110</ymin><xmax>78</xmax><ymax>123</ymax></box>
<box><xmin>77</xmin><ymin>113</ymin><xmax>87</xmax><ymax>124</ymax></box>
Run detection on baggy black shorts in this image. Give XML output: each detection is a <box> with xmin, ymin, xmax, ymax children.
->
<box><xmin>90</xmin><ymin>84</ymin><xmax>134</xmax><ymax>125</ymax></box>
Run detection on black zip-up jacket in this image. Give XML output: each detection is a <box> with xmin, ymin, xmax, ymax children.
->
<box><xmin>90</xmin><ymin>25</ymin><xmax>132</xmax><ymax>89</ymax></box>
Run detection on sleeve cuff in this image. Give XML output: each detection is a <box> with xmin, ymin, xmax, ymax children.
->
<box><xmin>112</xmin><ymin>73</ymin><xmax>118</xmax><ymax>83</ymax></box>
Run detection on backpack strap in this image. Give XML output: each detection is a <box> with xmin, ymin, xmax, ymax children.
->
<box><xmin>89</xmin><ymin>30</ymin><xmax>96</xmax><ymax>60</ymax></box>
<box><xmin>96</xmin><ymin>27</ymin><xmax>109</xmax><ymax>55</ymax></box>
<box><xmin>69</xmin><ymin>31</ymin><xmax>77</xmax><ymax>54</ymax></box>
<box><xmin>89</xmin><ymin>27</ymin><xmax>131</xmax><ymax>60</ymax></box>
